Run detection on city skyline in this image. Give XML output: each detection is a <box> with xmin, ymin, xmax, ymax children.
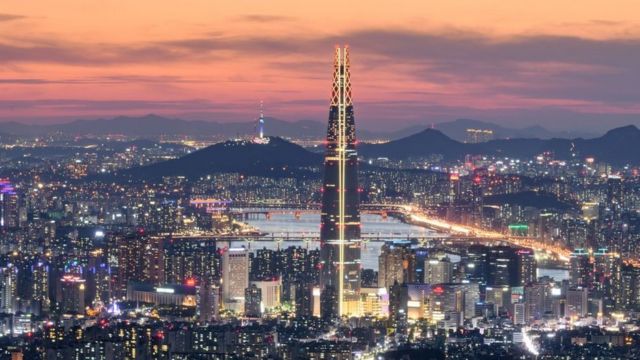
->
<box><xmin>2</xmin><ymin>3</ymin><xmax>640</xmax><ymax>359</ymax></box>
<box><xmin>2</xmin><ymin>2</ymin><xmax>640</xmax><ymax>131</ymax></box>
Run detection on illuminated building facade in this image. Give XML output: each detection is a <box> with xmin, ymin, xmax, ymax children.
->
<box><xmin>250</xmin><ymin>278</ymin><xmax>281</xmax><ymax>310</ymax></box>
<box><xmin>126</xmin><ymin>283</ymin><xmax>197</xmax><ymax>307</ymax></box>
<box><xmin>198</xmin><ymin>279</ymin><xmax>220</xmax><ymax>323</ymax></box>
<box><xmin>244</xmin><ymin>284</ymin><xmax>262</xmax><ymax>318</ymax></box>
<box><xmin>58</xmin><ymin>275</ymin><xmax>86</xmax><ymax>314</ymax></box>
<box><xmin>221</xmin><ymin>247</ymin><xmax>249</xmax><ymax>312</ymax></box>
<box><xmin>112</xmin><ymin>232</ymin><xmax>164</xmax><ymax>297</ymax></box>
<box><xmin>516</xmin><ymin>248</ymin><xmax>537</xmax><ymax>286</ymax></box>
<box><xmin>569</xmin><ymin>248</ymin><xmax>592</xmax><ymax>288</ymax></box>
<box><xmin>378</xmin><ymin>241</ymin><xmax>416</xmax><ymax>288</ymax></box>
<box><xmin>360</xmin><ymin>287</ymin><xmax>389</xmax><ymax>317</ymax></box>
<box><xmin>251</xmin><ymin>248</ymin><xmax>276</xmax><ymax>280</ymax></box>
<box><xmin>425</xmin><ymin>256</ymin><xmax>453</xmax><ymax>284</ymax></box>
<box><xmin>0</xmin><ymin>265</ymin><xmax>17</xmax><ymax>314</ymax></box>
<box><xmin>320</xmin><ymin>46</ymin><xmax>361</xmax><ymax>317</ymax></box>
<box><xmin>0</xmin><ymin>179</ymin><xmax>19</xmax><ymax>229</ymax></box>
<box><xmin>32</xmin><ymin>260</ymin><xmax>50</xmax><ymax>312</ymax></box>
<box><xmin>465</xmin><ymin>128</ymin><xmax>494</xmax><ymax>143</ymax></box>
<box><xmin>428</xmin><ymin>283</ymin><xmax>480</xmax><ymax>322</ymax></box>
<box><xmin>566</xmin><ymin>287</ymin><xmax>588</xmax><ymax>318</ymax></box>
<box><xmin>162</xmin><ymin>236</ymin><xmax>219</xmax><ymax>285</ymax></box>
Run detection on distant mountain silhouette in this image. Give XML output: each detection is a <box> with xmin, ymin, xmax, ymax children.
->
<box><xmin>116</xmin><ymin>137</ymin><xmax>322</xmax><ymax>181</ymax></box>
<box><xmin>0</xmin><ymin>114</ymin><xmax>336</xmax><ymax>139</ymax></box>
<box><xmin>360</xmin><ymin>125</ymin><xmax>640</xmax><ymax>166</ymax></box>
<box><xmin>96</xmin><ymin>125</ymin><xmax>640</xmax><ymax>184</ymax></box>
<box><xmin>432</xmin><ymin>118</ymin><xmax>596</xmax><ymax>141</ymax></box>
<box><xmin>0</xmin><ymin>114</ymin><xmax>597</xmax><ymax>140</ymax></box>
<box><xmin>359</xmin><ymin>129</ymin><xmax>462</xmax><ymax>159</ymax></box>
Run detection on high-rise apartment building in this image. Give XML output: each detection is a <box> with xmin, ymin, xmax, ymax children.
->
<box><xmin>378</xmin><ymin>241</ymin><xmax>416</xmax><ymax>289</ymax></box>
<box><xmin>424</xmin><ymin>256</ymin><xmax>453</xmax><ymax>284</ymax></box>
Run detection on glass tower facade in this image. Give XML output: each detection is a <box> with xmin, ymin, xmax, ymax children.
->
<box><xmin>320</xmin><ymin>46</ymin><xmax>361</xmax><ymax>317</ymax></box>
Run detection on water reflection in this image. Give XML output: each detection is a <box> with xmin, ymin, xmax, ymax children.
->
<box><xmin>243</xmin><ymin>212</ymin><xmax>569</xmax><ymax>280</ymax></box>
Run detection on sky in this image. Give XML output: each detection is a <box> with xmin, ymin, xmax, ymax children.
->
<box><xmin>2</xmin><ymin>1</ymin><xmax>640</xmax><ymax>132</ymax></box>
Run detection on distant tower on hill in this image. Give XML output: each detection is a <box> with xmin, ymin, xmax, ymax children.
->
<box><xmin>258</xmin><ymin>101</ymin><xmax>265</xmax><ymax>139</ymax></box>
<box><xmin>253</xmin><ymin>101</ymin><xmax>269</xmax><ymax>144</ymax></box>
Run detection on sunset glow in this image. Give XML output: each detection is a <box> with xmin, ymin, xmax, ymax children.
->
<box><xmin>2</xmin><ymin>1</ymin><xmax>640</xmax><ymax>131</ymax></box>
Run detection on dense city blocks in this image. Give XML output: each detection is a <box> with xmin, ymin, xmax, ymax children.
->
<box><xmin>2</xmin><ymin>4</ymin><xmax>640</xmax><ymax>359</ymax></box>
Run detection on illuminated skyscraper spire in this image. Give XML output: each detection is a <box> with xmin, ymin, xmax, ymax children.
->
<box><xmin>320</xmin><ymin>46</ymin><xmax>361</xmax><ymax>318</ymax></box>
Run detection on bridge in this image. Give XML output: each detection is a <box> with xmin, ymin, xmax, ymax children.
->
<box><xmin>189</xmin><ymin>199</ymin><xmax>408</xmax><ymax>220</ymax></box>
<box><xmin>189</xmin><ymin>199</ymin><xmax>407</xmax><ymax>214</ymax></box>
<box><xmin>188</xmin><ymin>200</ymin><xmax>575</xmax><ymax>261</ymax></box>
<box><xmin>208</xmin><ymin>232</ymin><xmax>448</xmax><ymax>242</ymax></box>
<box><xmin>184</xmin><ymin>200</ymin><xmax>640</xmax><ymax>266</ymax></box>
<box><xmin>228</xmin><ymin>207</ymin><xmax>400</xmax><ymax>220</ymax></box>
<box><xmin>405</xmin><ymin>212</ymin><xmax>573</xmax><ymax>261</ymax></box>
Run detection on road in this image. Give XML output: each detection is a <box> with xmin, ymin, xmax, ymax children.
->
<box><xmin>196</xmin><ymin>201</ymin><xmax>639</xmax><ymax>265</ymax></box>
<box><xmin>403</xmin><ymin>206</ymin><xmax>572</xmax><ymax>261</ymax></box>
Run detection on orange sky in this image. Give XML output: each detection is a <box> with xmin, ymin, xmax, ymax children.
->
<box><xmin>2</xmin><ymin>1</ymin><xmax>640</xmax><ymax>131</ymax></box>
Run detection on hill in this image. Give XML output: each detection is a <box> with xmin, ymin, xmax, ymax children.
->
<box><xmin>116</xmin><ymin>137</ymin><xmax>322</xmax><ymax>181</ymax></box>
<box><xmin>360</xmin><ymin>125</ymin><xmax>640</xmax><ymax>166</ymax></box>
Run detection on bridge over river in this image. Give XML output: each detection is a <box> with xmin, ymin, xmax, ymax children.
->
<box><xmin>187</xmin><ymin>200</ymin><xmax>576</xmax><ymax>262</ymax></box>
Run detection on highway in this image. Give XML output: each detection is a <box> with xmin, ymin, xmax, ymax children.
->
<box><xmin>190</xmin><ymin>201</ymin><xmax>639</xmax><ymax>265</ymax></box>
<box><xmin>405</xmin><ymin>209</ymin><xmax>573</xmax><ymax>261</ymax></box>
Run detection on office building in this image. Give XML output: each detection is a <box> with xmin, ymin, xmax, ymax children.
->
<box><xmin>222</xmin><ymin>247</ymin><xmax>249</xmax><ymax>312</ymax></box>
<box><xmin>320</xmin><ymin>46</ymin><xmax>361</xmax><ymax>317</ymax></box>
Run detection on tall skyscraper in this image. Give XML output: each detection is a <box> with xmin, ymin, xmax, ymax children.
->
<box><xmin>244</xmin><ymin>284</ymin><xmax>262</xmax><ymax>318</ymax></box>
<box><xmin>515</xmin><ymin>248</ymin><xmax>537</xmax><ymax>286</ymax></box>
<box><xmin>570</xmin><ymin>248</ymin><xmax>592</xmax><ymax>288</ymax></box>
<box><xmin>198</xmin><ymin>279</ymin><xmax>219</xmax><ymax>323</ymax></box>
<box><xmin>251</xmin><ymin>247</ymin><xmax>276</xmax><ymax>281</ymax></box>
<box><xmin>425</xmin><ymin>256</ymin><xmax>453</xmax><ymax>284</ymax></box>
<box><xmin>566</xmin><ymin>287</ymin><xmax>589</xmax><ymax>319</ymax></box>
<box><xmin>57</xmin><ymin>274</ymin><xmax>86</xmax><ymax>314</ymax></box>
<box><xmin>0</xmin><ymin>179</ymin><xmax>19</xmax><ymax>229</ymax></box>
<box><xmin>0</xmin><ymin>265</ymin><xmax>17</xmax><ymax>314</ymax></box>
<box><xmin>463</xmin><ymin>245</ymin><xmax>488</xmax><ymax>286</ymax></box>
<box><xmin>487</xmin><ymin>246</ymin><xmax>515</xmax><ymax>287</ymax></box>
<box><xmin>378</xmin><ymin>241</ymin><xmax>416</xmax><ymax>289</ymax></box>
<box><xmin>32</xmin><ymin>260</ymin><xmax>50</xmax><ymax>313</ymax></box>
<box><xmin>163</xmin><ymin>236</ymin><xmax>219</xmax><ymax>285</ymax></box>
<box><xmin>221</xmin><ymin>247</ymin><xmax>249</xmax><ymax>313</ymax></box>
<box><xmin>320</xmin><ymin>46</ymin><xmax>361</xmax><ymax>318</ymax></box>
<box><xmin>250</xmin><ymin>278</ymin><xmax>281</xmax><ymax>310</ymax></box>
<box><xmin>112</xmin><ymin>232</ymin><xmax>163</xmax><ymax>297</ymax></box>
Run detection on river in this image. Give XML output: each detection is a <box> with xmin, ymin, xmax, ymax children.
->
<box><xmin>243</xmin><ymin>212</ymin><xmax>569</xmax><ymax>282</ymax></box>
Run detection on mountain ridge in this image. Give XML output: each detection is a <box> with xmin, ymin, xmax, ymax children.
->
<box><xmin>360</xmin><ymin>125</ymin><xmax>640</xmax><ymax>166</ymax></box>
<box><xmin>0</xmin><ymin>114</ymin><xmax>598</xmax><ymax>141</ymax></box>
<box><xmin>107</xmin><ymin>125</ymin><xmax>640</xmax><ymax>184</ymax></box>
